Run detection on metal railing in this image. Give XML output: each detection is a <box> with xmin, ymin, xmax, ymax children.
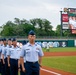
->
<box><xmin>0</xmin><ymin>36</ymin><xmax>76</xmax><ymax>40</ymax></box>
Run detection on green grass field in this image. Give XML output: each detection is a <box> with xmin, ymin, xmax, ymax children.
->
<box><xmin>42</xmin><ymin>47</ymin><xmax>76</xmax><ymax>74</ymax></box>
<box><xmin>42</xmin><ymin>56</ymin><xmax>76</xmax><ymax>74</ymax></box>
<box><xmin>43</xmin><ymin>47</ymin><xmax>76</xmax><ymax>52</ymax></box>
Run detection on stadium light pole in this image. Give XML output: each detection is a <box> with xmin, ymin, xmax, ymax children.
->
<box><xmin>60</xmin><ymin>10</ymin><xmax>63</xmax><ymax>36</ymax></box>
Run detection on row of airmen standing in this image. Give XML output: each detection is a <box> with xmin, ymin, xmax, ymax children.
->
<box><xmin>0</xmin><ymin>30</ymin><xmax>44</xmax><ymax>75</ymax></box>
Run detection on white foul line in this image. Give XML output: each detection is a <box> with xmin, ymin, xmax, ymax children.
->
<box><xmin>40</xmin><ymin>68</ymin><xmax>61</xmax><ymax>75</ymax></box>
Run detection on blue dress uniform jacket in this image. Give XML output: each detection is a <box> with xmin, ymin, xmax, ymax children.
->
<box><xmin>7</xmin><ymin>46</ymin><xmax>21</xmax><ymax>75</ymax></box>
<box><xmin>20</xmin><ymin>42</ymin><xmax>44</xmax><ymax>75</ymax></box>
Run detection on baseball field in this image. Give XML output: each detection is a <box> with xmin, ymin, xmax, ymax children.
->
<box><xmin>40</xmin><ymin>47</ymin><xmax>76</xmax><ymax>75</ymax></box>
<box><xmin>0</xmin><ymin>47</ymin><xmax>76</xmax><ymax>75</ymax></box>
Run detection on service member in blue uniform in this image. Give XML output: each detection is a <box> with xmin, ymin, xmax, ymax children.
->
<box><xmin>7</xmin><ymin>38</ymin><xmax>21</xmax><ymax>75</ymax></box>
<box><xmin>2</xmin><ymin>38</ymin><xmax>11</xmax><ymax>75</ymax></box>
<box><xmin>0</xmin><ymin>38</ymin><xmax>4</xmax><ymax>75</ymax></box>
<box><xmin>1</xmin><ymin>38</ymin><xmax>7</xmax><ymax>75</ymax></box>
<box><xmin>5</xmin><ymin>38</ymin><xmax>12</xmax><ymax>75</ymax></box>
<box><xmin>20</xmin><ymin>30</ymin><xmax>44</xmax><ymax>75</ymax></box>
<box><xmin>19</xmin><ymin>41</ymin><xmax>26</xmax><ymax>75</ymax></box>
<box><xmin>0</xmin><ymin>39</ymin><xmax>2</xmax><ymax>74</ymax></box>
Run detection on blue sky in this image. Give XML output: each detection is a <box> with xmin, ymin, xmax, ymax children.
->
<box><xmin>0</xmin><ymin>0</ymin><xmax>76</xmax><ymax>30</ymax></box>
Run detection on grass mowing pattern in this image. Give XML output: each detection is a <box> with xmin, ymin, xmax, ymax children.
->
<box><xmin>42</xmin><ymin>56</ymin><xmax>76</xmax><ymax>74</ymax></box>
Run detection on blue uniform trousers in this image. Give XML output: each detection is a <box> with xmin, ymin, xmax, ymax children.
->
<box><xmin>20</xmin><ymin>63</ymin><xmax>26</xmax><ymax>75</ymax></box>
<box><xmin>0</xmin><ymin>59</ymin><xmax>1</xmax><ymax>74</ymax></box>
<box><xmin>1</xmin><ymin>59</ymin><xmax>6</xmax><ymax>75</ymax></box>
<box><xmin>10</xmin><ymin>59</ymin><xmax>18</xmax><ymax>75</ymax></box>
<box><xmin>5</xmin><ymin>58</ymin><xmax>10</xmax><ymax>75</ymax></box>
<box><xmin>25</xmin><ymin>61</ymin><xmax>40</xmax><ymax>75</ymax></box>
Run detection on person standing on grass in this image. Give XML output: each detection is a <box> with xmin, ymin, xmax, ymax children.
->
<box><xmin>2</xmin><ymin>38</ymin><xmax>12</xmax><ymax>75</ymax></box>
<box><xmin>20</xmin><ymin>30</ymin><xmax>44</xmax><ymax>75</ymax></box>
<box><xmin>7</xmin><ymin>38</ymin><xmax>21</xmax><ymax>75</ymax></box>
<box><xmin>20</xmin><ymin>42</ymin><xmax>26</xmax><ymax>75</ymax></box>
<box><xmin>0</xmin><ymin>39</ymin><xmax>3</xmax><ymax>75</ymax></box>
<box><xmin>1</xmin><ymin>38</ymin><xmax>7</xmax><ymax>75</ymax></box>
<box><xmin>6</xmin><ymin>38</ymin><xmax>12</xmax><ymax>75</ymax></box>
<box><xmin>46</xmin><ymin>42</ymin><xmax>50</xmax><ymax>51</ymax></box>
<box><xmin>0</xmin><ymin>39</ymin><xmax>4</xmax><ymax>75</ymax></box>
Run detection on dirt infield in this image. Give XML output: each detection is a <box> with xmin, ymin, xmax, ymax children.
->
<box><xmin>40</xmin><ymin>52</ymin><xmax>76</xmax><ymax>75</ymax></box>
<box><xmin>44</xmin><ymin>52</ymin><xmax>76</xmax><ymax>56</ymax></box>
